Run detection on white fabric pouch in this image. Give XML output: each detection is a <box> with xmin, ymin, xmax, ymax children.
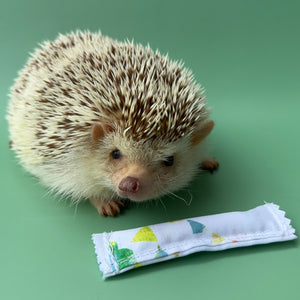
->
<box><xmin>92</xmin><ymin>203</ymin><xmax>296</xmax><ymax>279</ymax></box>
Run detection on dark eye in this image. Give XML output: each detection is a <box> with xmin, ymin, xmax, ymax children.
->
<box><xmin>111</xmin><ymin>149</ymin><xmax>122</xmax><ymax>159</ymax></box>
<box><xmin>163</xmin><ymin>155</ymin><xmax>174</xmax><ymax>167</ymax></box>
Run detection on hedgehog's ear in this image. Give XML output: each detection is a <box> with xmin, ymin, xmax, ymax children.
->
<box><xmin>91</xmin><ymin>123</ymin><xmax>115</xmax><ymax>143</ymax></box>
<box><xmin>191</xmin><ymin>119</ymin><xmax>214</xmax><ymax>146</ymax></box>
<box><xmin>91</xmin><ymin>123</ymin><xmax>105</xmax><ymax>143</ymax></box>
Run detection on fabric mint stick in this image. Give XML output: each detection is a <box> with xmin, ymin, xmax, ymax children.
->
<box><xmin>92</xmin><ymin>203</ymin><xmax>296</xmax><ymax>279</ymax></box>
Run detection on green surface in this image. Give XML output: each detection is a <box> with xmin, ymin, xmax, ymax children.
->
<box><xmin>1</xmin><ymin>0</ymin><xmax>299</xmax><ymax>299</ymax></box>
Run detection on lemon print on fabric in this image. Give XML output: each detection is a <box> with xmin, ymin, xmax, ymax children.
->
<box><xmin>131</xmin><ymin>226</ymin><xmax>158</xmax><ymax>243</ymax></box>
<box><xmin>212</xmin><ymin>233</ymin><xmax>226</xmax><ymax>244</ymax></box>
<box><xmin>109</xmin><ymin>241</ymin><xmax>136</xmax><ymax>270</ymax></box>
<box><xmin>187</xmin><ymin>220</ymin><xmax>206</xmax><ymax>234</ymax></box>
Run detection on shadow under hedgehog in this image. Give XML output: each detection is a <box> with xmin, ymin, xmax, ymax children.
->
<box><xmin>7</xmin><ymin>31</ymin><xmax>219</xmax><ymax>216</ymax></box>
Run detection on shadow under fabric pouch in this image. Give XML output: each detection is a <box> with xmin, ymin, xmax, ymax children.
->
<box><xmin>92</xmin><ymin>203</ymin><xmax>297</xmax><ymax>279</ymax></box>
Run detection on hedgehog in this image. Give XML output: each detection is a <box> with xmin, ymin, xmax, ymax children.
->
<box><xmin>7</xmin><ymin>31</ymin><xmax>219</xmax><ymax>216</ymax></box>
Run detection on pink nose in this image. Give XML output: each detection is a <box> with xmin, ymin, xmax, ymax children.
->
<box><xmin>119</xmin><ymin>177</ymin><xmax>140</xmax><ymax>193</ymax></box>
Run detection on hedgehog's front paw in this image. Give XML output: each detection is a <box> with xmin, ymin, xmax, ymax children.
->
<box><xmin>90</xmin><ymin>197</ymin><xmax>126</xmax><ymax>217</ymax></box>
<box><xmin>200</xmin><ymin>157</ymin><xmax>219</xmax><ymax>173</ymax></box>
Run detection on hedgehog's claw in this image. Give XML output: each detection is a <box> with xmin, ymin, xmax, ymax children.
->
<box><xmin>90</xmin><ymin>197</ymin><xmax>126</xmax><ymax>217</ymax></box>
<box><xmin>200</xmin><ymin>157</ymin><xmax>219</xmax><ymax>173</ymax></box>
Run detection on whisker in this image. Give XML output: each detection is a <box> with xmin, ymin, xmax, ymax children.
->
<box><xmin>73</xmin><ymin>201</ymin><xmax>79</xmax><ymax>217</ymax></box>
<box><xmin>158</xmin><ymin>197</ymin><xmax>168</xmax><ymax>216</ymax></box>
<box><xmin>167</xmin><ymin>191</ymin><xmax>192</xmax><ymax>206</ymax></box>
<box><xmin>186</xmin><ymin>189</ymin><xmax>193</xmax><ymax>206</ymax></box>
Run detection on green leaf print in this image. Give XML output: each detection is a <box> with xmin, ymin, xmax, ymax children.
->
<box><xmin>109</xmin><ymin>241</ymin><xmax>136</xmax><ymax>270</ymax></box>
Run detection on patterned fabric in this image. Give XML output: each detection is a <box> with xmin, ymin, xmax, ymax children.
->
<box><xmin>92</xmin><ymin>203</ymin><xmax>296</xmax><ymax>279</ymax></box>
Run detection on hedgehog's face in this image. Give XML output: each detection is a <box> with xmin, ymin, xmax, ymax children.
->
<box><xmin>91</xmin><ymin>120</ymin><xmax>213</xmax><ymax>202</ymax></box>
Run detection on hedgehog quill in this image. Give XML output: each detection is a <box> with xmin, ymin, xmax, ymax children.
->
<box><xmin>7</xmin><ymin>31</ymin><xmax>219</xmax><ymax>216</ymax></box>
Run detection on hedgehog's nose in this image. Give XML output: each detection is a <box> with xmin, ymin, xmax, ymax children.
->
<box><xmin>119</xmin><ymin>177</ymin><xmax>140</xmax><ymax>193</ymax></box>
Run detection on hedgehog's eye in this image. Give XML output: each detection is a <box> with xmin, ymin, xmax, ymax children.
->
<box><xmin>111</xmin><ymin>149</ymin><xmax>122</xmax><ymax>159</ymax></box>
<box><xmin>163</xmin><ymin>155</ymin><xmax>174</xmax><ymax>167</ymax></box>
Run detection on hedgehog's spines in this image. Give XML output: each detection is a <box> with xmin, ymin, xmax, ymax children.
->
<box><xmin>8</xmin><ymin>30</ymin><xmax>208</xmax><ymax>160</ymax></box>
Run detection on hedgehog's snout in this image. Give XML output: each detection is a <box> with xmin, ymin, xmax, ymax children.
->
<box><xmin>119</xmin><ymin>176</ymin><xmax>140</xmax><ymax>194</ymax></box>
<box><xmin>114</xmin><ymin>164</ymin><xmax>151</xmax><ymax>201</ymax></box>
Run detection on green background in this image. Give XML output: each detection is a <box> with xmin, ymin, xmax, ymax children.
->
<box><xmin>1</xmin><ymin>0</ymin><xmax>299</xmax><ymax>299</ymax></box>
